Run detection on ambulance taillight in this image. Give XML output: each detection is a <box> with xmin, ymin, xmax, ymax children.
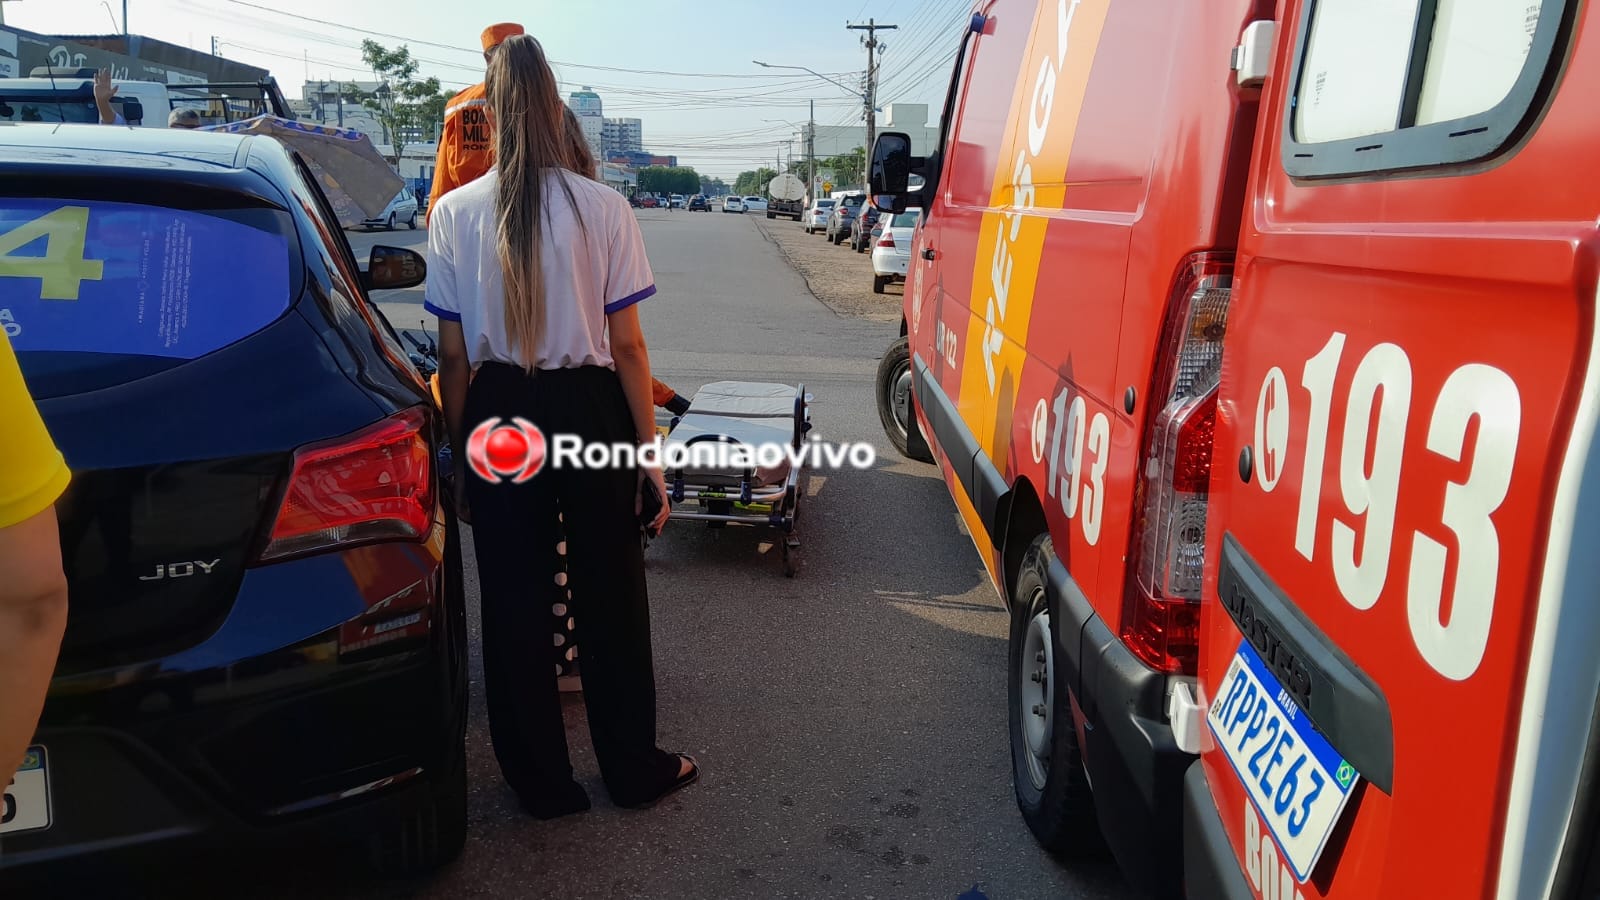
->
<box><xmin>1122</xmin><ymin>253</ymin><xmax>1233</xmax><ymax>676</ymax></box>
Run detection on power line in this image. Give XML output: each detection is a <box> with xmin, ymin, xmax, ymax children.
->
<box><xmin>210</xmin><ymin>0</ymin><xmax>860</xmax><ymax>80</ymax></box>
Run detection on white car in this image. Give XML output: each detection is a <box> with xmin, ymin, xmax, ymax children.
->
<box><xmin>871</xmin><ymin>207</ymin><xmax>921</xmax><ymax>293</ymax></box>
<box><xmin>803</xmin><ymin>198</ymin><xmax>836</xmax><ymax>234</ymax></box>
<box><xmin>742</xmin><ymin>196</ymin><xmax>768</xmax><ymax>213</ymax></box>
<box><xmin>722</xmin><ymin>196</ymin><xmax>745</xmax><ymax>213</ymax></box>
<box><xmin>670</xmin><ymin>194</ymin><xmax>686</xmax><ymax>209</ymax></box>
<box><xmin>363</xmin><ymin>187</ymin><xmax>420</xmax><ymax>230</ymax></box>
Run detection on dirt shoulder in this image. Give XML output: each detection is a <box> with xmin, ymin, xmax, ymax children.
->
<box><xmin>749</xmin><ymin>212</ymin><xmax>904</xmax><ymax>323</ymax></box>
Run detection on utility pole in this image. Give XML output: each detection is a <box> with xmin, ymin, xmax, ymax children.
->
<box><xmin>808</xmin><ymin>98</ymin><xmax>816</xmax><ymax>199</ymax></box>
<box><xmin>847</xmin><ymin>18</ymin><xmax>895</xmax><ymax>191</ymax></box>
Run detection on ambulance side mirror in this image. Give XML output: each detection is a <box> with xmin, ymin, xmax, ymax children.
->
<box><xmin>870</xmin><ymin>132</ymin><xmax>920</xmax><ymax>199</ymax></box>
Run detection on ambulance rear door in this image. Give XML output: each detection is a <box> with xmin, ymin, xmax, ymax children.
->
<box><xmin>1194</xmin><ymin>0</ymin><xmax>1600</xmax><ymax>897</ymax></box>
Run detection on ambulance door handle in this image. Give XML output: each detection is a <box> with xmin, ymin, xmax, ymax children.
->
<box><xmin>922</xmin><ymin>246</ymin><xmax>936</xmax><ymax>260</ymax></box>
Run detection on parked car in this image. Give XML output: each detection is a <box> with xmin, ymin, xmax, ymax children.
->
<box><xmin>0</xmin><ymin>124</ymin><xmax>468</xmax><ymax>882</ymax></box>
<box><xmin>636</xmin><ymin>194</ymin><xmax>659</xmax><ymax>208</ymax></box>
<box><xmin>870</xmin><ymin>207</ymin><xmax>919</xmax><ymax>293</ymax></box>
<box><xmin>804</xmin><ymin>197</ymin><xmax>836</xmax><ymax>234</ymax></box>
<box><xmin>742</xmin><ymin>195</ymin><xmax>768</xmax><ymax>213</ymax></box>
<box><xmin>825</xmin><ymin>194</ymin><xmax>865</xmax><ymax>244</ymax></box>
<box><xmin>688</xmin><ymin>195</ymin><xmax>709</xmax><ymax>211</ymax></box>
<box><xmin>670</xmin><ymin>194</ymin><xmax>685</xmax><ymax>209</ymax></box>
<box><xmin>722</xmin><ymin>195</ymin><xmax>745</xmax><ymax>213</ymax></box>
<box><xmin>849</xmin><ymin>206</ymin><xmax>882</xmax><ymax>252</ymax></box>
<box><xmin>362</xmin><ymin>187</ymin><xmax>419</xmax><ymax>230</ymax></box>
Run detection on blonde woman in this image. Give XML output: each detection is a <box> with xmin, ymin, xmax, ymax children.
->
<box><xmin>424</xmin><ymin>34</ymin><xmax>695</xmax><ymax>818</ymax></box>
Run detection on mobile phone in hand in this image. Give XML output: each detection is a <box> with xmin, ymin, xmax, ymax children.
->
<box><xmin>639</xmin><ymin>477</ymin><xmax>665</xmax><ymax>538</ymax></box>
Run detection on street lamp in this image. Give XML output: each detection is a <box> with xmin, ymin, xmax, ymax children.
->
<box><xmin>752</xmin><ymin>60</ymin><xmax>865</xmax><ymax>101</ymax></box>
<box><xmin>753</xmin><ymin>61</ymin><xmax>867</xmax><ymax>196</ymax></box>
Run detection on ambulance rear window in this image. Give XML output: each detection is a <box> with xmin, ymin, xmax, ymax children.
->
<box><xmin>1284</xmin><ymin>0</ymin><xmax>1571</xmax><ymax>177</ymax></box>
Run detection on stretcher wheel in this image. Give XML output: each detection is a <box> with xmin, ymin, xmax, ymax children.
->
<box><xmin>781</xmin><ymin>536</ymin><xmax>800</xmax><ymax>577</ymax></box>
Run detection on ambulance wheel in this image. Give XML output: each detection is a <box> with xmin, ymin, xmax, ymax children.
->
<box><xmin>876</xmin><ymin>336</ymin><xmax>933</xmax><ymax>463</ymax></box>
<box><xmin>1008</xmin><ymin>534</ymin><xmax>1103</xmax><ymax>858</ymax></box>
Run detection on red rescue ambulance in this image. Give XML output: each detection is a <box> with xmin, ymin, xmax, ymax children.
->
<box><xmin>869</xmin><ymin>0</ymin><xmax>1597</xmax><ymax>898</ymax></box>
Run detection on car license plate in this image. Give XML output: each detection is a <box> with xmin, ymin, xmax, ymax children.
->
<box><xmin>1207</xmin><ymin>642</ymin><xmax>1358</xmax><ymax>882</ymax></box>
<box><xmin>1</xmin><ymin>746</ymin><xmax>52</xmax><ymax>835</ymax></box>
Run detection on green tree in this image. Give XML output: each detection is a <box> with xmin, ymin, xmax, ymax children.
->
<box><xmin>734</xmin><ymin>167</ymin><xmax>779</xmax><ymax>196</ymax></box>
<box><xmin>640</xmin><ymin>166</ymin><xmax>701</xmax><ymax>195</ymax></box>
<box><xmin>699</xmin><ymin>175</ymin><xmax>728</xmax><ymax>196</ymax></box>
<box><xmin>358</xmin><ymin>39</ymin><xmax>448</xmax><ymax>164</ymax></box>
<box><xmin>667</xmin><ymin>166</ymin><xmax>701</xmax><ymax>195</ymax></box>
<box><xmin>815</xmin><ymin>147</ymin><xmax>866</xmax><ymax>188</ymax></box>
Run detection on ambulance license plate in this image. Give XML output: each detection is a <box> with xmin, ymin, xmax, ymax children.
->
<box><xmin>1</xmin><ymin>746</ymin><xmax>52</xmax><ymax>835</ymax></box>
<box><xmin>1207</xmin><ymin>641</ymin><xmax>1358</xmax><ymax>882</ymax></box>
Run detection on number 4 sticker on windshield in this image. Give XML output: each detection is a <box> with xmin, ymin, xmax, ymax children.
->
<box><xmin>0</xmin><ymin>206</ymin><xmax>104</xmax><ymax>301</ymax></box>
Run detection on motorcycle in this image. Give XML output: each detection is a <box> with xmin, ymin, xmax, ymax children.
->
<box><xmin>400</xmin><ymin>325</ymin><xmax>443</xmax><ymax>408</ymax></box>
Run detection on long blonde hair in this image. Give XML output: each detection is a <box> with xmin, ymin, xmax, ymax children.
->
<box><xmin>486</xmin><ymin>35</ymin><xmax>587</xmax><ymax>367</ymax></box>
<box><xmin>562</xmin><ymin>107</ymin><xmax>597</xmax><ymax>180</ymax></box>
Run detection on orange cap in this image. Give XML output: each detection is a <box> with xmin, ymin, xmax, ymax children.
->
<box><xmin>481</xmin><ymin>23</ymin><xmax>524</xmax><ymax>51</ymax></box>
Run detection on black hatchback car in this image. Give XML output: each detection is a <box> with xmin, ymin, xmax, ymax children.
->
<box><xmin>0</xmin><ymin>126</ymin><xmax>467</xmax><ymax>882</ymax></box>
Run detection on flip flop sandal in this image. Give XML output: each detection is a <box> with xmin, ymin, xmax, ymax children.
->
<box><xmin>619</xmin><ymin>754</ymin><xmax>699</xmax><ymax>810</ymax></box>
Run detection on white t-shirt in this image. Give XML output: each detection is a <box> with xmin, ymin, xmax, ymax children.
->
<box><xmin>422</xmin><ymin>168</ymin><xmax>655</xmax><ymax>369</ymax></box>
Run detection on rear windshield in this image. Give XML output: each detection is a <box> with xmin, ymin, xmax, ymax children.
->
<box><xmin>2</xmin><ymin>197</ymin><xmax>297</xmax><ymax>396</ymax></box>
<box><xmin>817</xmin><ymin>200</ymin><xmax>835</xmax><ymax>208</ymax></box>
<box><xmin>892</xmin><ymin>210</ymin><xmax>921</xmax><ymax>227</ymax></box>
<box><xmin>0</xmin><ymin>92</ymin><xmax>143</xmax><ymax>125</ymax></box>
<box><xmin>841</xmin><ymin>195</ymin><xmax>865</xmax><ymax>207</ymax></box>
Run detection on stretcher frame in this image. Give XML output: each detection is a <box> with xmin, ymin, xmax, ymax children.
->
<box><xmin>648</xmin><ymin>382</ymin><xmax>811</xmax><ymax>577</ymax></box>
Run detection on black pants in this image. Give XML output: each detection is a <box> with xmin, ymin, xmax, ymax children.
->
<box><xmin>464</xmin><ymin>362</ymin><xmax>679</xmax><ymax>805</ymax></box>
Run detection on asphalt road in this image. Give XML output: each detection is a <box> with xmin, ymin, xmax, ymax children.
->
<box><xmin>158</xmin><ymin>209</ymin><xmax>1130</xmax><ymax>900</ymax></box>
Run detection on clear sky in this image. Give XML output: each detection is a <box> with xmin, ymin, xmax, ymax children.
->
<box><xmin>7</xmin><ymin>0</ymin><xmax>973</xmax><ymax>179</ymax></box>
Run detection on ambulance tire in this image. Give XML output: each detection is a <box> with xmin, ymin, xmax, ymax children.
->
<box><xmin>875</xmin><ymin>336</ymin><xmax>933</xmax><ymax>463</ymax></box>
<box><xmin>1008</xmin><ymin>534</ymin><xmax>1104</xmax><ymax>859</ymax></box>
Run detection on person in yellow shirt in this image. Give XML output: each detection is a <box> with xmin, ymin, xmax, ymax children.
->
<box><xmin>0</xmin><ymin>331</ymin><xmax>71</xmax><ymax>782</ymax></box>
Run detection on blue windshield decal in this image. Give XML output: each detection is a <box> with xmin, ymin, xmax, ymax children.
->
<box><xmin>0</xmin><ymin>199</ymin><xmax>291</xmax><ymax>360</ymax></box>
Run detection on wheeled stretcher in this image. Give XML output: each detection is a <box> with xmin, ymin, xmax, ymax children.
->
<box><xmin>650</xmin><ymin>381</ymin><xmax>812</xmax><ymax>576</ymax></box>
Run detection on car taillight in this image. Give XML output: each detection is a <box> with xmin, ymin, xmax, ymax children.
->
<box><xmin>878</xmin><ymin>233</ymin><xmax>895</xmax><ymax>248</ymax></box>
<box><xmin>258</xmin><ymin>407</ymin><xmax>435</xmax><ymax>563</ymax></box>
<box><xmin>1122</xmin><ymin>252</ymin><xmax>1233</xmax><ymax>676</ymax></box>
